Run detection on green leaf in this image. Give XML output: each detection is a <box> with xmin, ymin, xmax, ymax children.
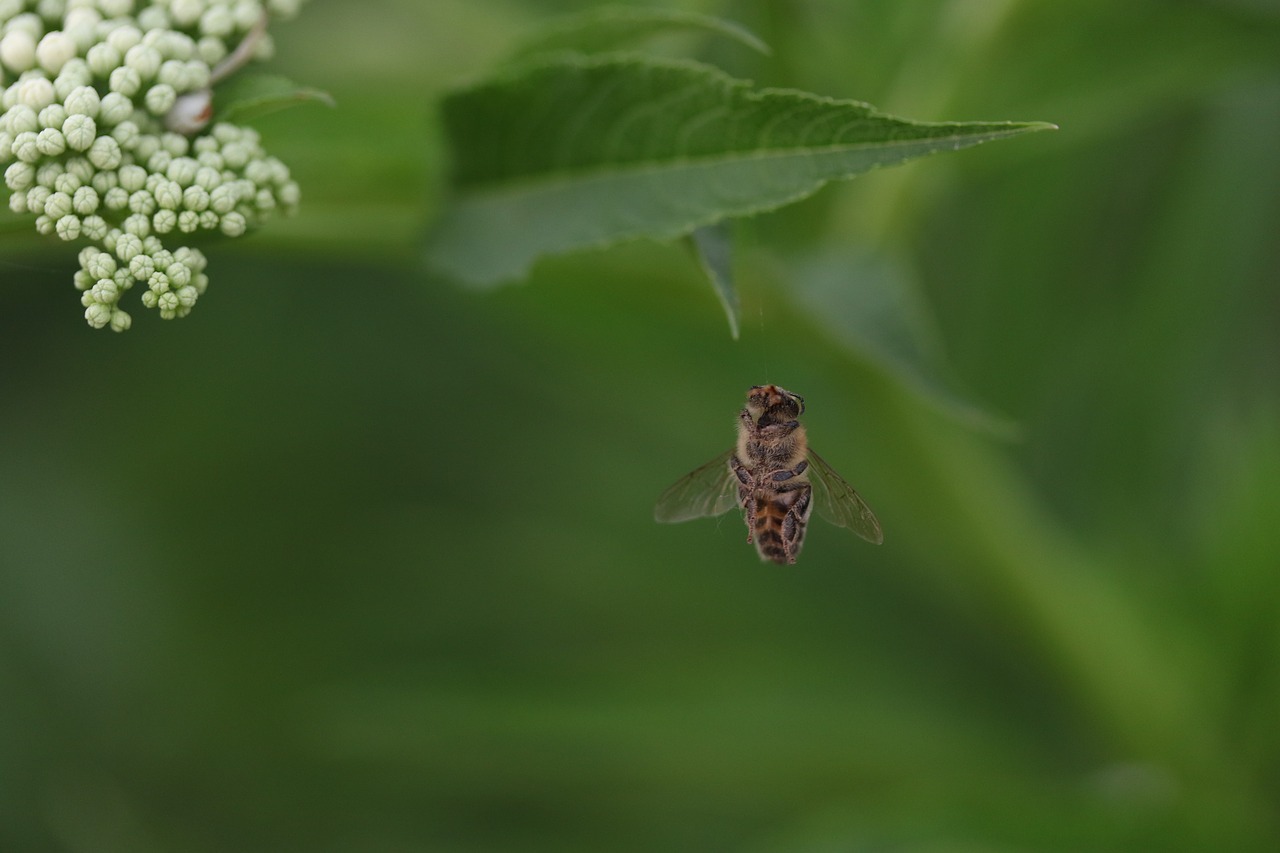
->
<box><xmin>505</xmin><ymin>7</ymin><xmax>770</xmax><ymax>61</ymax></box>
<box><xmin>786</xmin><ymin>247</ymin><xmax>1017</xmax><ymax>436</ymax></box>
<box><xmin>424</xmin><ymin>55</ymin><xmax>1054</xmax><ymax>286</ymax></box>
<box><xmin>213</xmin><ymin>74</ymin><xmax>335</xmax><ymax>124</ymax></box>
<box><xmin>688</xmin><ymin>224</ymin><xmax>739</xmax><ymax>340</ymax></box>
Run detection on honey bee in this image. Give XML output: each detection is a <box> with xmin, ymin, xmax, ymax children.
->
<box><xmin>654</xmin><ymin>385</ymin><xmax>883</xmax><ymax>564</ymax></box>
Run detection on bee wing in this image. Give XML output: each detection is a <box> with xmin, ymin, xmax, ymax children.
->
<box><xmin>653</xmin><ymin>450</ymin><xmax>739</xmax><ymax>523</ymax></box>
<box><xmin>807</xmin><ymin>449</ymin><xmax>884</xmax><ymax>544</ymax></box>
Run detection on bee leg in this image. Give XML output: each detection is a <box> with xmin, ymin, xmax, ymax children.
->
<box><xmin>770</xmin><ymin>459</ymin><xmax>809</xmax><ymax>482</ymax></box>
<box><xmin>778</xmin><ymin>484</ymin><xmax>811</xmax><ymax>563</ymax></box>
<box><xmin>728</xmin><ymin>455</ymin><xmax>753</xmax><ymax>542</ymax></box>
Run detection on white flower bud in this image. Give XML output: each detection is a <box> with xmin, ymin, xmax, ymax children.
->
<box><xmin>108</xmin><ymin>65</ymin><xmax>141</xmax><ymax>96</ymax></box>
<box><xmin>8</xmin><ymin>189</ymin><xmax>27</xmax><ymax>212</ymax></box>
<box><xmin>64</xmin><ymin>157</ymin><xmax>93</xmax><ymax>182</ymax></box>
<box><xmin>211</xmin><ymin>122</ymin><xmax>240</xmax><ymax>143</ymax></box>
<box><xmin>85</xmin><ymin>301</ymin><xmax>112</xmax><ymax>328</ymax></box>
<box><xmin>109</xmin><ymin>308</ymin><xmax>132</xmax><ymax>332</ymax></box>
<box><xmin>52</xmin><ymin>172</ymin><xmax>81</xmax><ymax>195</ymax></box>
<box><xmin>157</xmin><ymin>59</ymin><xmax>189</xmax><ymax>89</ymax></box>
<box><xmin>144</xmin><ymin>83</ymin><xmax>176</xmax><ymax>115</ymax></box>
<box><xmin>193</xmin><ymin>165</ymin><xmax>221</xmax><ymax>189</ymax></box>
<box><xmin>17</xmin><ymin>76</ymin><xmax>56</xmax><ymax>109</ymax></box>
<box><xmin>166</xmin><ymin>261</ymin><xmax>192</xmax><ymax>287</ymax></box>
<box><xmin>53</xmin><ymin>59</ymin><xmax>93</xmax><ymax>99</ymax></box>
<box><xmin>64</xmin><ymin>9</ymin><xmax>104</xmax><ymax>43</ymax></box>
<box><xmin>176</xmin><ymin>245</ymin><xmax>207</xmax><ymax>270</ymax></box>
<box><xmin>80</xmin><ymin>244</ymin><xmax>102</xmax><ymax>271</ymax></box>
<box><xmin>153</xmin><ymin>178</ymin><xmax>182</xmax><ymax>209</ymax></box>
<box><xmin>219</xmin><ymin>210</ymin><xmax>246</xmax><ymax>236</ymax></box>
<box><xmin>102</xmin><ymin>3</ymin><xmax>138</xmax><ymax>26</ymax></box>
<box><xmin>35</xmin><ymin>126</ymin><xmax>65</xmax><ymax>156</ymax></box>
<box><xmin>0</xmin><ymin>30</ymin><xmax>37</xmax><ymax>74</ymax></box>
<box><xmin>92</xmin><ymin>169</ymin><xmax>118</xmax><ymax>193</ymax></box>
<box><xmin>236</xmin><ymin>0</ymin><xmax>268</xmax><ymax>28</ymax></box>
<box><xmin>160</xmin><ymin>131</ymin><xmax>189</xmax><ymax>156</ymax></box>
<box><xmin>253</xmin><ymin>33</ymin><xmax>275</xmax><ymax>62</ymax></box>
<box><xmin>196</xmin><ymin>36</ymin><xmax>226</xmax><ymax>66</ymax></box>
<box><xmin>221</xmin><ymin>141</ymin><xmax>250</xmax><ymax>169</ymax></box>
<box><xmin>104</xmin><ymin>25</ymin><xmax>142</xmax><ymax>55</ymax></box>
<box><xmin>90</xmin><ymin>278</ymin><xmax>119</xmax><ymax>304</ymax></box>
<box><xmin>25</xmin><ymin>184</ymin><xmax>50</xmax><ymax>212</ymax></box>
<box><xmin>124</xmin><ymin>44</ymin><xmax>162</xmax><ymax>79</ymax></box>
<box><xmin>157</xmin><ymin>289</ymin><xmax>179</xmax><ymax>313</ymax></box>
<box><xmin>62</xmin><ymin>113</ymin><xmax>95</xmax><ymax>150</ymax></box>
<box><xmin>99</xmin><ymin>91</ymin><xmax>133</xmax><ymax>124</ymax></box>
<box><xmin>147</xmin><ymin>149</ymin><xmax>171</xmax><ymax>173</ymax></box>
<box><xmin>129</xmin><ymin>252</ymin><xmax>155</xmax><ymax>281</ymax></box>
<box><xmin>110</xmin><ymin>119</ymin><xmax>139</xmax><ymax>148</ymax></box>
<box><xmin>200</xmin><ymin>5</ymin><xmax>235</xmax><ymax>38</ymax></box>
<box><xmin>181</xmin><ymin>184</ymin><xmax>209</xmax><ymax>210</ymax></box>
<box><xmin>55</xmin><ymin>213</ymin><xmax>80</xmax><ymax>240</ymax></box>
<box><xmin>44</xmin><ymin>190</ymin><xmax>72</xmax><ymax>218</ymax></box>
<box><xmin>103</xmin><ymin>185</ymin><xmax>128</xmax><ymax>208</ymax></box>
<box><xmin>177</xmin><ymin>209</ymin><xmax>199</xmax><ymax>231</ymax></box>
<box><xmin>118</xmin><ymin>163</ymin><xmax>147</xmax><ymax>191</ymax></box>
<box><xmin>208</xmin><ymin>183</ymin><xmax>237</xmax><ymax>213</ymax></box>
<box><xmin>4</xmin><ymin>159</ymin><xmax>34</xmax><ymax>190</ymax></box>
<box><xmin>153</xmin><ymin>208</ymin><xmax>176</xmax><ymax>232</ymax></box>
<box><xmin>35</xmin><ymin>213</ymin><xmax>53</xmax><ymax>234</ymax></box>
<box><xmin>166</xmin><ymin>156</ymin><xmax>199</xmax><ymax>185</ymax></box>
<box><xmin>35</xmin><ymin>31</ymin><xmax>77</xmax><ymax>74</ymax></box>
<box><xmin>5</xmin><ymin>104</ymin><xmax>38</xmax><ymax>133</ymax></box>
<box><xmin>81</xmin><ymin>215</ymin><xmax>108</xmax><ymax>240</ymax></box>
<box><xmin>63</xmin><ymin>85</ymin><xmax>100</xmax><ymax>117</ymax></box>
<box><xmin>185</xmin><ymin>60</ymin><xmax>210</xmax><ymax>90</ymax></box>
<box><xmin>195</xmin><ymin>149</ymin><xmax>222</xmax><ymax>170</ymax></box>
<box><xmin>164</xmin><ymin>32</ymin><xmax>197</xmax><ymax>62</ymax></box>
<box><xmin>88</xmin><ymin>135</ymin><xmax>122</xmax><ymax>169</ymax></box>
<box><xmin>38</xmin><ymin>104</ymin><xmax>66</xmax><ymax>131</ymax></box>
<box><xmin>171</xmin><ymin>0</ymin><xmax>206</xmax><ymax>27</ymax></box>
<box><xmin>86</xmin><ymin>42</ymin><xmax>123</xmax><ymax>76</ymax></box>
<box><xmin>114</xmin><ymin>231</ymin><xmax>143</xmax><ymax>261</ymax></box>
<box><xmin>128</xmin><ymin>188</ymin><xmax>156</xmax><ymax>215</ymax></box>
<box><xmin>244</xmin><ymin>157</ymin><xmax>272</xmax><ymax>185</ymax></box>
<box><xmin>72</xmin><ymin>185</ymin><xmax>98</xmax><ymax>214</ymax></box>
<box><xmin>134</xmin><ymin>135</ymin><xmax>162</xmax><ymax>162</ymax></box>
<box><xmin>268</xmin><ymin>0</ymin><xmax>304</xmax><ymax>18</ymax></box>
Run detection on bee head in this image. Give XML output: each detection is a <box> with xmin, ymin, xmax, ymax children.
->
<box><xmin>746</xmin><ymin>384</ymin><xmax>805</xmax><ymax>423</ymax></box>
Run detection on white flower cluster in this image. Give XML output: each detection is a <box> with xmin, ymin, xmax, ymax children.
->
<box><xmin>0</xmin><ymin>0</ymin><xmax>305</xmax><ymax>331</ymax></box>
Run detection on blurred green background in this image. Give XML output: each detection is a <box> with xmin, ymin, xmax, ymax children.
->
<box><xmin>3</xmin><ymin>0</ymin><xmax>1280</xmax><ymax>850</ymax></box>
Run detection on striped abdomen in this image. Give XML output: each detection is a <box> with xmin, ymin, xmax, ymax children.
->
<box><xmin>746</xmin><ymin>483</ymin><xmax>812</xmax><ymax>564</ymax></box>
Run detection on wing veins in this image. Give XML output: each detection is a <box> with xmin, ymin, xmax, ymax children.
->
<box><xmin>808</xmin><ymin>449</ymin><xmax>884</xmax><ymax>544</ymax></box>
<box><xmin>654</xmin><ymin>449</ymin><xmax>738</xmax><ymax>523</ymax></box>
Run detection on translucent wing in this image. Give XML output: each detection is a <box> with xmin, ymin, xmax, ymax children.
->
<box><xmin>807</xmin><ymin>449</ymin><xmax>884</xmax><ymax>544</ymax></box>
<box><xmin>653</xmin><ymin>450</ymin><xmax>739</xmax><ymax>523</ymax></box>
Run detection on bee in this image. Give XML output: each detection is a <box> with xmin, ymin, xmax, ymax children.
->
<box><xmin>654</xmin><ymin>385</ymin><xmax>883</xmax><ymax>564</ymax></box>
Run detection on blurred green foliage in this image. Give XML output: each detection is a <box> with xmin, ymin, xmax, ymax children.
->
<box><xmin>3</xmin><ymin>1</ymin><xmax>1280</xmax><ymax>851</ymax></box>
